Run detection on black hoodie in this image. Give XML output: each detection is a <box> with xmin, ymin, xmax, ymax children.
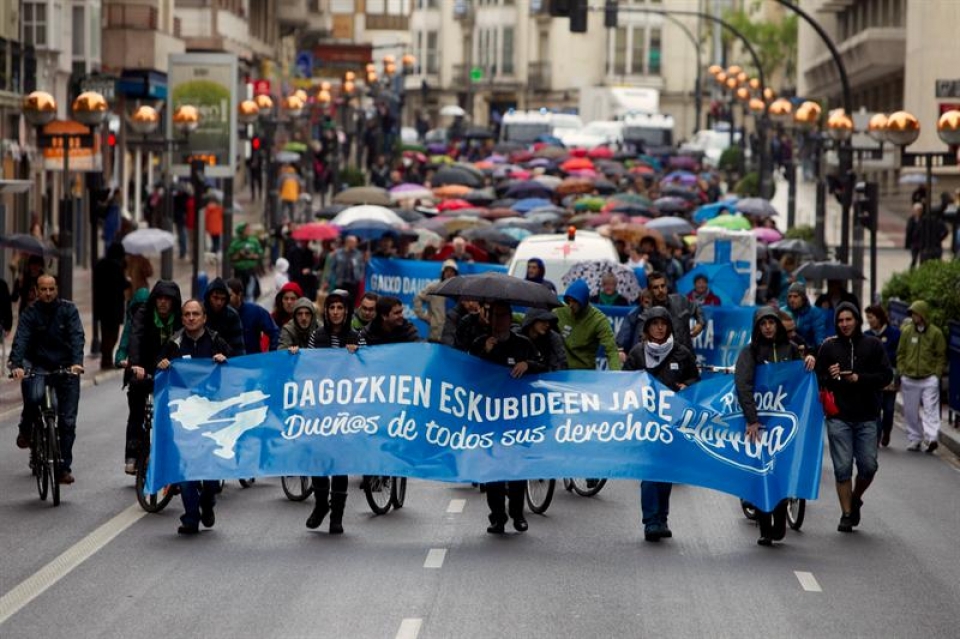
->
<box><xmin>735</xmin><ymin>306</ymin><xmax>803</xmax><ymax>425</ymax></box>
<box><xmin>129</xmin><ymin>280</ymin><xmax>183</xmax><ymax>374</ymax></box>
<box><xmin>623</xmin><ymin>306</ymin><xmax>700</xmax><ymax>391</ymax></box>
<box><xmin>815</xmin><ymin>301</ymin><xmax>893</xmax><ymax>422</ymax></box>
<box><xmin>203</xmin><ymin>277</ymin><xmax>245</xmax><ymax>355</ymax></box>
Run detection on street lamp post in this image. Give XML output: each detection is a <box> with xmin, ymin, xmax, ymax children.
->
<box><xmin>22</xmin><ymin>90</ymin><xmax>108</xmax><ymax>302</ymax></box>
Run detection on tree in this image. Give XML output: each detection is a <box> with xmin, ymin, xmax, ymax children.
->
<box><xmin>722</xmin><ymin>5</ymin><xmax>798</xmax><ymax>89</ymax></box>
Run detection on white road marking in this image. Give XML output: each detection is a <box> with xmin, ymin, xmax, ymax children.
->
<box><xmin>0</xmin><ymin>503</ymin><xmax>146</xmax><ymax>624</ymax></box>
<box><xmin>396</xmin><ymin>618</ymin><xmax>423</xmax><ymax>639</ymax></box>
<box><xmin>795</xmin><ymin>571</ymin><xmax>822</xmax><ymax>592</ymax></box>
<box><xmin>446</xmin><ymin>498</ymin><xmax>466</xmax><ymax>513</ymax></box>
<box><xmin>424</xmin><ymin>548</ymin><xmax>447</xmax><ymax>569</ymax></box>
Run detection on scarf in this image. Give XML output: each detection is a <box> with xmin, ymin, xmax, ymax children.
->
<box><xmin>153</xmin><ymin>309</ymin><xmax>175</xmax><ymax>344</ymax></box>
<box><xmin>597</xmin><ymin>291</ymin><xmax>621</xmax><ymax>305</ymax></box>
<box><xmin>644</xmin><ymin>335</ymin><xmax>674</xmax><ymax>368</ymax></box>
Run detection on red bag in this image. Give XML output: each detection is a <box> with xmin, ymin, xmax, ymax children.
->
<box><xmin>819</xmin><ymin>389</ymin><xmax>840</xmax><ymax>417</ymax></box>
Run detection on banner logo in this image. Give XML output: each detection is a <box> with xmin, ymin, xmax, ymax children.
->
<box><xmin>169</xmin><ymin>390</ymin><xmax>270</xmax><ymax>459</ymax></box>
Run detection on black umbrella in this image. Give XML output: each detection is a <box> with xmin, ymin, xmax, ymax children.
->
<box><xmin>769</xmin><ymin>238</ymin><xmax>826</xmax><ymax>260</ymax></box>
<box><xmin>491</xmin><ymin>198</ymin><xmax>517</xmax><ymax>210</ymax></box>
<box><xmin>653</xmin><ymin>196</ymin><xmax>692</xmax><ymax>214</ymax></box>
<box><xmin>463</xmin><ymin>188</ymin><xmax>497</xmax><ymax>206</ymax></box>
<box><xmin>315</xmin><ymin>203</ymin><xmax>350</xmax><ymax>219</ymax></box>
<box><xmin>432</xmin><ymin>166</ymin><xmax>484</xmax><ymax>189</ymax></box>
<box><xmin>461</xmin><ymin>227</ymin><xmax>521</xmax><ymax>248</ymax></box>
<box><xmin>609</xmin><ymin>203</ymin><xmax>657</xmax><ymax>217</ymax></box>
<box><xmin>504</xmin><ymin>181</ymin><xmax>554</xmax><ymax>200</ymax></box>
<box><xmin>394</xmin><ymin>208</ymin><xmax>426</xmax><ymax>224</ymax></box>
<box><xmin>0</xmin><ymin>233</ymin><xmax>58</xmax><ymax>257</ymax></box>
<box><xmin>736</xmin><ymin>197</ymin><xmax>779</xmax><ymax>218</ymax></box>
<box><xmin>434</xmin><ymin>272</ymin><xmax>561</xmax><ymax>308</ymax></box>
<box><xmin>795</xmin><ymin>261</ymin><xmax>865</xmax><ymax>281</ymax></box>
<box><xmin>661</xmin><ymin>186</ymin><xmax>701</xmax><ymax>201</ymax></box>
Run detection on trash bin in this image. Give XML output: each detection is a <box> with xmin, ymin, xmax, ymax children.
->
<box><xmin>948</xmin><ymin>321</ymin><xmax>960</xmax><ymax>428</ymax></box>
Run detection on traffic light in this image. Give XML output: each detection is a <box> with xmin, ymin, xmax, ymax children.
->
<box><xmin>570</xmin><ymin>0</ymin><xmax>588</xmax><ymax>33</ymax></box>
<box><xmin>855</xmin><ymin>181</ymin><xmax>879</xmax><ymax>231</ymax></box>
<box><xmin>251</xmin><ymin>136</ymin><xmax>262</xmax><ymax>152</ymax></box>
<box><xmin>106</xmin><ymin>132</ymin><xmax>117</xmax><ymax>147</ymax></box>
<box><xmin>550</xmin><ymin>0</ymin><xmax>572</xmax><ymax>17</ymax></box>
<box><xmin>604</xmin><ymin>0</ymin><xmax>618</xmax><ymax>28</ymax></box>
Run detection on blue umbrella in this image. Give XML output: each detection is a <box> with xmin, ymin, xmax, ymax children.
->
<box><xmin>693</xmin><ymin>200</ymin><xmax>738</xmax><ymax>224</ymax></box>
<box><xmin>339</xmin><ymin>220</ymin><xmax>401</xmax><ymax>242</ymax></box>
<box><xmin>511</xmin><ymin>197</ymin><xmax>553</xmax><ymax>213</ymax></box>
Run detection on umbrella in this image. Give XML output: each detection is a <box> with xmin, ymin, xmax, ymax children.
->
<box><xmin>394</xmin><ymin>208</ymin><xmax>427</xmax><ymax>224</ymax></box>
<box><xmin>524</xmin><ymin>211</ymin><xmax>564</xmax><ymax>225</ymax></box>
<box><xmin>662</xmin><ymin>170</ymin><xmax>698</xmax><ymax>185</ymax></box>
<box><xmin>752</xmin><ymin>227</ymin><xmax>783</xmax><ymax>243</ymax></box>
<box><xmin>587</xmin><ymin>146</ymin><xmax>614</xmax><ymax>159</ymax></box>
<box><xmin>505</xmin><ymin>181</ymin><xmax>554</xmax><ymax>200</ymax></box>
<box><xmin>284</xmin><ymin>141</ymin><xmax>308</xmax><ymax>153</ymax></box>
<box><xmin>668</xmin><ymin>155</ymin><xmax>699</xmax><ymax>169</ymax></box>
<box><xmin>511</xmin><ymin>197</ymin><xmax>553</xmax><ymax>214</ymax></box>
<box><xmin>556</xmin><ymin>178</ymin><xmax>596</xmax><ymax>196</ymax></box>
<box><xmin>436</xmin><ymin>198</ymin><xmax>475</xmax><ymax>212</ymax></box>
<box><xmin>592</xmin><ymin>179</ymin><xmax>619</xmax><ymax>195</ymax></box>
<box><xmin>608</xmin><ymin>203</ymin><xmax>657</xmax><ymax>217</ymax></box>
<box><xmin>0</xmin><ymin>233</ymin><xmax>58</xmax><ymax>257</ymax></box>
<box><xmin>389</xmin><ymin>185</ymin><xmax>434</xmax><ymax>202</ymax></box>
<box><xmin>440</xmin><ymin>104</ymin><xmax>467</xmax><ymax>117</ymax></box>
<box><xmin>660</xmin><ymin>186</ymin><xmax>701</xmax><ymax>201</ymax></box>
<box><xmin>532</xmin><ymin>174</ymin><xmax>563</xmax><ymax>189</ymax></box>
<box><xmin>120</xmin><ymin>229</ymin><xmax>176</xmax><ymax>256</ymax></box>
<box><xmin>602</xmin><ymin>223</ymin><xmax>665</xmax><ymax>251</ymax></box>
<box><xmin>769</xmin><ymin>238</ymin><xmax>826</xmax><ymax>260</ymax></box>
<box><xmin>333</xmin><ymin>186</ymin><xmax>392</xmax><ymax>207</ymax></box>
<box><xmin>461</xmin><ymin>227</ymin><xmax>521</xmax><ymax>248</ymax></box>
<box><xmin>433</xmin><ymin>272</ymin><xmax>561</xmax><ymax>309</ymax></box>
<box><xmin>653</xmin><ymin>196</ymin><xmax>692</xmax><ymax>214</ymax></box>
<box><xmin>409</xmin><ymin>228</ymin><xmax>444</xmax><ymax>255</ymax></box>
<box><xmin>463</xmin><ymin>188</ymin><xmax>497</xmax><ymax>206</ymax></box>
<box><xmin>480</xmin><ymin>207</ymin><xmax>521</xmax><ymax>220</ymax></box>
<box><xmin>291</xmin><ymin>222</ymin><xmax>340</xmax><ymax>242</ymax></box>
<box><xmin>331</xmin><ymin>205</ymin><xmax>405</xmax><ymax>227</ymax></box>
<box><xmin>315</xmin><ymin>203</ymin><xmax>350</xmax><ymax>219</ymax></box>
<box><xmin>444</xmin><ymin>216</ymin><xmax>491</xmax><ymax>234</ymax></box>
<box><xmin>533</xmin><ymin>146</ymin><xmax>569</xmax><ymax>160</ymax></box>
<box><xmin>795</xmin><ymin>261</ymin><xmax>865</xmax><ymax>281</ymax></box>
<box><xmin>560</xmin><ymin>260</ymin><xmax>642</xmax><ymax>303</ymax></box>
<box><xmin>607</xmin><ymin>193</ymin><xmax>654</xmax><ymax>208</ymax></box>
<box><xmin>433</xmin><ymin>184</ymin><xmax>473</xmax><ymax>199</ymax></box>
<box><xmin>339</xmin><ymin>220</ymin><xmax>403</xmax><ymax>242</ymax></box>
<box><xmin>494</xmin><ymin>217</ymin><xmax>541</xmax><ymax>230</ymax></box>
<box><xmin>560</xmin><ymin>157</ymin><xmax>594</xmax><ymax>172</ymax></box>
<box><xmin>899</xmin><ymin>172</ymin><xmax>935</xmax><ymax>185</ymax></box>
<box><xmin>693</xmin><ymin>200</ymin><xmax>737</xmax><ymax>224</ymax></box>
<box><xmin>646</xmin><ymin>216</ymin><xmax>695</xmax><ymax>236</ymax></box>
<box><xmin>736</xmin><ymin>197</ymin><xmax>779</xmax><ymax>218</ymax></box>
<box><xmin>275</xmin><ymin>151</ymin><xmax>300</xmax><ymax>164</ymax></box>
<box><xmin>499</xmin><ymin>227</ymin><xmax>534</xmax><ymax>243</ymax></box>
<box><xmin>586</xmin><ymin>212</ymin><xmax>627</xmax><ymax>228</ymax></box>
<box><xmin>432</xmin><ymin>166</ymin><xmax>484</xmax><ymax>188</ymax></box>
<box><xmin>704</xmin><ymin>213</ymin><xmax>752</xmax><ymax>231</ymax></box>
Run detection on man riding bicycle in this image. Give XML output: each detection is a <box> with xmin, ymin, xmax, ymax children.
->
<box><xmin>9</xmin><ymin>275</ymin><xmax>85</xmax><ymax>484</ymax></box>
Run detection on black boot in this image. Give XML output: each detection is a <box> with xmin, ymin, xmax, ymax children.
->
<box><xmin>329</xmin><ymin>491</ymin><xmax>347</xmax><ymax>535</ymax></box>
<box><xmin>306</xmin><ymin>478</ymin><xmax>330</xmax><ymax>529</ymax></box>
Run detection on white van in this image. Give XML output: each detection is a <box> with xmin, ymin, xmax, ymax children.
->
<box><xmin>500</xmin><ymin>110</ymin><xmax>584</xmax><ymax>145</ymax></box>
<box><xmin>507</xmin><ymin>230</ymin><xmax>620</xmax><ymax>286</ymax></box>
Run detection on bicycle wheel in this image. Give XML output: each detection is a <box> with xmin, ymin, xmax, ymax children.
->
<box><xmin>281</xmin><ymin>476</ymin><xmax>312</xmax><ymax>501</ymax></box>
<box><xmin>391</xmin><ymin>477</ymin><xmax>407</xmax><ymax>509</ymax></box>
<box><xmin>787</xmin><ymin>498</ymin><xmax>806</xmax><ymax>531</ymax></box>
<box><xmin>135</xmin><ymin>452</ymin><xmax>175</xmax><ymax>513</ymax></box>
<box><xmin>562</xmin><ymin>478</ymin><xmax>574</xmax><ymax>492</ymax></box>
<box><xmin>569</xmin><ymin>478</ymin><xmax>607</xmax><ymax>497</ymax></box>
<box><xmin>33</xmin><ymin>422</ymin><xmax>49</xmax><ymax>502</ymax></box>
<box><xmin>46</xmin><ymin>415</ymin><xmax>60</xmax><ymax>507</ymax></box>
<box><xmin>740</xmin><ymin>499</ymin><xmax>758</xmax><ymax>521</ymax></box>
<box><xmin>363</xmin><ymin>475</ymin><xmax>394</xmax><ymax>515</ymax></box>
<box><xmin>525</xmin><ymin>479</ymin><xmax>556</xmax><ymax>515</ymax></box>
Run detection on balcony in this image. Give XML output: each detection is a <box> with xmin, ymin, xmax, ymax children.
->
<box><xmin>528</xmin><ymin>61</ymin><xmax>550</xmax><ymax>91</ymax></box>
<box><xmin>803</xmin><ymin>26</ymin><xmax>905</xmax><ymax>96</ymax></box>
<box><xmin>365</xmin><ymin>14</ymin><xmax>409</xmax><ymax>31</ymax></box>
<box><xmin>278</xmin><ymin>0</ymin><xmax>310</xmax><ymax>28</ymax></box>
<box><xmin>106</xmin><ymin>4</ymin><xmax>159</xmax><ymax>30</ymax></box>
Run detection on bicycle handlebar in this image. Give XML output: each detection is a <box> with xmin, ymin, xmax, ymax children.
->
<box><xmin>8</xmin><ymin>367</ymin><xmax>83</xmax><ymax>379</ymax></box>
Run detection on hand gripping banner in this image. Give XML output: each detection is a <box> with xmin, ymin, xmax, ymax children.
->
<box><xmin>148</xmin><ymin>345</ymin><xmax>823</xmax><ymax>511</ymax></box>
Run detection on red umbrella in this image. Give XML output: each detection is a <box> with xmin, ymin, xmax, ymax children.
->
<box><xmin>560</xmin><ymin>157</ymin><xmax>595</xmax><ymax>172</ymax></box>
<box><xmin>291</xmin><ymin>222</ymin><xmax>340</xmax><ymax>241</ymax></box>
<box><xmin>587</xmin><ymin>146</ymin><xmax>614</xmax><ymax>159</ymax></box>
<box><xmin>437</xmin><ymin>198</ymin><xmax>476</xmax><ymax>212</ymax></box>
<box><xmin>569</xmin><ymin>148</ymin><xmax>589</xmax><ymax>158</ymax></box>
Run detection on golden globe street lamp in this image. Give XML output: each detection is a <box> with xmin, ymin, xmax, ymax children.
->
<box><xmin>22</xmin><ymin>90</ymin><xmax>108</xmax><ymax>302</ymax></box>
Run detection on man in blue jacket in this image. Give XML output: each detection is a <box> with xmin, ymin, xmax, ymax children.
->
<box><xmin>227</xmin><ymin>278</ymin><xmax>278</xmax><ymax>354</ymax></box>
<box><xmin>786</xmin><ymin>282</ymin><xmax>827</xmax><ymax>351</ymax></box>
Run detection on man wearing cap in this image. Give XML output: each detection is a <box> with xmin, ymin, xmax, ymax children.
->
<box><xmin>897</xmin><ymin>300</ymin><xmax>947</xmax><ymax>453</ymax></box>
<box><xmin>413</xmin><ymin>259</ymin><xmax>459</xmax><ymax>343</ymax></box>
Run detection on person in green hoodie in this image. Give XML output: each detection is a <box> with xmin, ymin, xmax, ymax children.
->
<box><xmin>554</xmin><ymin>279</ymin><xmax>621</xmax><ymax>371</ymax></box>
<box><xmin>228</xmin><ymin>222</ymin><xmax>264</xmax><ymax>301</ymax></box>
<box><xmin>896</xmin><ymin>300</ymin><xmax>947</xmax><ymax>453</ymax></box>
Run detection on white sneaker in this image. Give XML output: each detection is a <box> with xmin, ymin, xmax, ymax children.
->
<box><xmin>124</xmin><ymin>459</ymin><xmax>137</xmax><ymax>475</ymax></box>
<box><xmin>906</xmin><ymin>442</ymin><xmax>921</xmax><ymax>452</ymax></box>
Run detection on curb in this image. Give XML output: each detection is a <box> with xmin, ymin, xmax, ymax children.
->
<box><xmin>893</xmin><ymin>394</ymin><xmax>960</xmax><ymax>458</ymax></box>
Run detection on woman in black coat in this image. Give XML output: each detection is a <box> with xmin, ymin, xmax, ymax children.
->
<box><xmin>624</xmin><ymin>306</ymin><xmax>700</xmax><ymax>542</ymax></box>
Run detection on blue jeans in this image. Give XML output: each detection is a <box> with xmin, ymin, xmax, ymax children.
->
<box><xmin>176</xmin><ymin>224</ymin><xmax>188</xmax><ymax>259</ymax></box>
<box><xmin>21</xmin><ymin>373</ymin><xmax>80</xmax><ymax>473</ymax></box>
<box><xmin>826</xmin><ymin>418</ymin><xmax>879</xmax><ymax>483</ymax></box>
<box><xmin>640</xmin><ymin>481</ymin><xmax>673</xmax><ymax>526</ymax></box>
<box><xmin>179</xmin><ymin>480</ymin><xmax>219</xmax><ymax>527</ymax></box>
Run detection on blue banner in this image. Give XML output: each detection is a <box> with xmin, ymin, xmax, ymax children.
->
<box><xmin>364</xmin><ymin>258</ymin><xmax>506</xmax><ymax>338</ymax></box>
<box><xmin>148</xmin><ymin>345</ymin><xmax>823</xmax><ymax>511</ymax></box>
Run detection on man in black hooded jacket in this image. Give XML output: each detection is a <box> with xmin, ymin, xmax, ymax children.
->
<box><xmin>734</xmin><ymin>306</ymin><xmax>815</xmax><ymax>546</ymax></box>
<box><xmin>816</xmin><ymin>301</ymin><xmax>892</xmax><ymax>533</ymax></box>
<box><xmin>203</xmin><ymin>277</ymin><xmax>245</xmax><ymax>355</ymax></box>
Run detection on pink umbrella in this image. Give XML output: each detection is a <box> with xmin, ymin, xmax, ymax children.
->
<box><xmin>753</xmin><ymin>227</ymin><xmax>783</xmax><ymax>243</ymax></box>
<box><xmin>566</xmin><ymin>168</ymin><xmax>598</xmax><ymax>178</ymax></box>
<box><xmin>437</xmin><ymin>198</ymin><xmax>476</xmax><ymax>212</ymax></box>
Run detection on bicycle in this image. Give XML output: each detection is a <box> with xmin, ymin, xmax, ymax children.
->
<box><xmin>362</xmin><ymin>475</ymin><xmax>407</xmax><ymax>515</ymax></box>
<box><xmin>281</xmin><ymin>475</ymin><xmax>313</xmax><ymax>502</ymax></box>
<box><xmin>524</xmin><ymin>476</ymin><xmax>608</xmax><ymax>516</ymax></box>
<box><xmin>740</xmin><ymin>498</ymin><xmax>806</xmax><ymax>531</ymax></box>
<box><xmin>17</xmin><ymin>368</ymin><xmax>79</xmax><ymax>507</ymax></box>
<box><xmin>134</xmin><ymin>377</ymin><xmax>176</xmax><ymax>513</ymax></box>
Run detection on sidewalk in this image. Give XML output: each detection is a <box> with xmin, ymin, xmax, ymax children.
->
<box><xmin>1</xmin><ymin>191</ymin><xmax>270</xmax><ymax>414</ymax></box>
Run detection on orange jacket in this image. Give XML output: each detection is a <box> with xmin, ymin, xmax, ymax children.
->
<box><xmin>205</xmin><ymin>202</ymin><xmax>224</xmax><ymax>236</ymax></box>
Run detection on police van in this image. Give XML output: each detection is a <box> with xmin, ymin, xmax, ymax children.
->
<box><xmin>507</xmin><ymin>229</ymin><xmax>620</xmax><ymax>286</ymax></box>
<box><xmin>500</xmin><ymin>110</ymin><xmax>584</xmax><ymax>145</ymax></box>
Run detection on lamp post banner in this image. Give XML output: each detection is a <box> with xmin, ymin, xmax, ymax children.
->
<box><xmin>168</xmin><ymin>53</ymin><xmax>238</xmax><ymax>177</ymax></box>
<box><xmin>147</xmin><ymin>347</ymin><xmax>823</xmax><ymax>511</ymax></box>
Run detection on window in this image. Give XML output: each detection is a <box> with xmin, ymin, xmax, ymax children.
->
<box><xmin>648</xmin><ymin>27</ymin><xmax>661</xmax><ymax>76</ymax></box>
<box><xmin>631</xmin><ymin>27</ymin><xmax>645</xmax><ymax>75</ymax></box>
<box><xmin>613</xmin><ymin>27</ymin><xmax>627</xmax><ymax>76</ymax></box>
<box><xmin>23</xmin><ymin>2</ymin><xmax>47</xmax><ymax>48</ymax></box>
<box><xmin>72</xmin><ymin>6</ymin><xmax>85</xmax><ymax>57</ymax></box>
<box><xmin>426</xmin><ymin>31</ymin><xmax>438</xmax><ymax>74</ymax></box>
<box><xmin>502</xmin><ymin>27</ymin><xmax>514</xmax><ymax>75</ymax></box>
